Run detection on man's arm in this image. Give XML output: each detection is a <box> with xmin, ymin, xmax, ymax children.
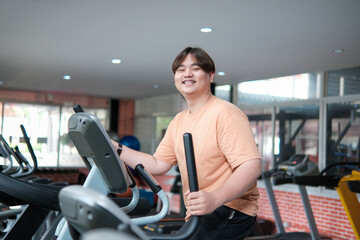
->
<box><xmin>112</xmin><ymin>140</ymin><xmax>172</xmax><ymax>176</ymax></box>
<box><xmin>186</xmin><ymin>158</ymin><xmax>261</xmax><ymax>215</ymax></box>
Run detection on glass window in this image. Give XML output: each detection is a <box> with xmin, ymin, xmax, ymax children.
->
<box><xmin>215</xmin><ymin>85</ymin><xmax>232</xmax><ymax>102</ymax></box>
<box><xmin>244</xmin><ymin>108</ymin><xmax>275</xmax><ymax>171</ymax></box>
<box><xmin>2</xmin><ymin>103</ymin><xmax>60</xmax><ymax>167</ymax></box>
<box><xmin>276</xmin><ymin>105</ymin><xmax>320</xmax><ymax>166</ymax></box>
<box><xmin>327</xmin><ymin>66</ymin><xmax>360</xmax><ymax>97</ymax></box>
<box><xmin>237</xmin><ymin>73</ymin><xmax>320</xmax><ymax>105</ymax></box>
<box><xmin>326</xmin><ymin>101</ymin><xmax>360</xmax><ymax>174</ymax></box>
<box><xmin>87</xmin><ymin>108</ymin><xmax>110</xmax><ymax>130</ymax></box>
<box><xmin>0</xmin><ymin>103</ymin><xmax>109</xmax><ymax>168</ymax></box>
<box><xmin>244</xmin><ymin>104</ymin><xmax>320</xmax><ymax>171</ymax></box>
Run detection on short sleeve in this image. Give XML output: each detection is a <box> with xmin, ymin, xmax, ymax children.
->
<box><xmin>217</xmin><ymin>108</ymin><xmax>260</xmax><ymax>169</ymax></box>
<box><xmin>153</xmin><ymin>119</ymin><xmax>178</xmax><ymax>165</ymax></box>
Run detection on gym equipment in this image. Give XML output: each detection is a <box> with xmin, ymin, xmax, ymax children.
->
<box><xmin>0</xmin><ymin>136</ymin><xmax>12</xmax><ymax>174</ymax></box>
<box><xmin>59</xmin><ymin>186</ymin><xmax>150</xmax><ymax>240</ymax></box>
<box><xmin>337</xmin><ymin>170</ymin><xmax>360</xmax><ymax>239</ymax></box>
<box><xmin>285</xmin><ymin>162</ymin><xmax>360</xmax><ymax>240</ymax></box>
<box><xmin>0</xmin><ymin>135</ymin><xmax>20</xmax><ymax>176</ymax></box>
<box><xmin>0</xmin><ymin>125</ymin><xmax>38</xmax><ymax>178</ymax></box>
<box><xmin>246</xmin><ymin>154</ymin><xmax>329</xmax><ymax>240</ymax></box>
<box><xmin>0</xmin><ymin>125</ymin><xmax>60</xmax><ymax>238</ymax></box>
<box><xmin>274</xmin><ymin>155</ymin><xmax>325</xmax><ymax>240</ymax></box>
<box><xmin>0</xmin><ymin>112</ymin><xmax>150</xmax><ymax>239</ymax></box>
<box><xmin>0</xmin><ymin>170</ymin><xmax>61</xmax><ymax>239</ymax></box>
<box><xmin>56</xmin><ymin>106</ymin><xmax>170</xmax><ymax>240</ymax></box>
<box><xmin>246</xmin><ymin>170</ymin><xmax>314</xmax><ymax>240</ymax></box>
<box><xmin>0</xmin><ymin>125</ymin><xmax>59</xmax><ymax>186</ymax></box>
<box><xmin>278</xmin><ymin>154</ymin><xmax>319</xmax><ymax>176</ymax></box>
<box><xmin>57</xmin><ymin>107</ymin><xmax>200</xmax><ymax>239</ymax></box>
<box><xmin>271</xmin><ymin>161</ymin><xmax>360</xmax><ymax>240</ymax></box>
<box><xmin>18</xmin><ymin>124</ymin><xmax>38</xmax><ymax>178</ymax></box>
<box><xmin>80</xmin><ymin>228</ymin><xmax>143</xmax><ymax>240</ymax></box>
<box><xmin>0</xmin><ymin>119</ymin><xmax>142</xmax><ymax>239</ymax></box>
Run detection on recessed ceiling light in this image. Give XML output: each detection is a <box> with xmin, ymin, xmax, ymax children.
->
<box><xmin>63</xmin><ymin>75</ymin><xmax>71</xmax><ymax>80</ymax></box>
<box><xmin>153</xmin><ymin>84</ymin><xmax>159</xmax><ymax>89</ymax></box>
<box><xmin>112</xmin><ymin>59</ymin><xmax>121</xmax><ymax>64</ymax></box>
<box><xmin>200</xmin><ymin>27</ymin><xmax>213</xmax><ymax>33</ymax></box>
<box><xmin>333</xmin><ymin>49</ymin><xmax>344</xmax><ymax>53</ymax></box>
<box><xmin>217</xmin><ymin>72</ymin><xmax>225</xmax><ymax>76</ymax></box>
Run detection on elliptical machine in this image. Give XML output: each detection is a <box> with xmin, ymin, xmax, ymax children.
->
<box><xmin>56</xmin><ymin>106</ymin><xmax>201</xmax><ymax>240</ymax></box>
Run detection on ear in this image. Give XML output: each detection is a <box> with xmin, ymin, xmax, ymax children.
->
<box><xmin>209</xmin><ymin>72</ymin><xmax>215</xmax><ymax>83</ymax></box>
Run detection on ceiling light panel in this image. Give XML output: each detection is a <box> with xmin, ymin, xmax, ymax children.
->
<box><xmin>112</xmin><ymin>59</ymin><xmax>121</xmax><ymax>64</ymax></box>
<box><xmin>200</xmin><ymin>27</ymin><xmax>213</xmax><ymax>33</ymax></box>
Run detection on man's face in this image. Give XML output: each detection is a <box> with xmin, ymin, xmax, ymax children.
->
<box><xmin>174</xmin><ymin>54</ymin><xmax>214</xmax><ymax>98</ymax></box>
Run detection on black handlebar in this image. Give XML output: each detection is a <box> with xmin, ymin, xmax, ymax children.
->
<box><xmin>183</xmin><ymin>133</ymin><xmax>199</xmax><ymax>192</ymax></box>
<box><xmin>73</xmin><ymin>104</ymin><xmax>84</xmax><ymax>113</ymax></box>
<box><xmin>20</xmin><ymin>124</ymin><xmax>38</xmax><ymax>170</ymax></box>
<box><xmin>135</xmin><ymin>164</ymin><xmax>162</xmax><ymax>194</ymax></box>
<box><xmin>148</xmin><ymin>132</ymin><xmax>200</xmax><ymax>240</ymax></box>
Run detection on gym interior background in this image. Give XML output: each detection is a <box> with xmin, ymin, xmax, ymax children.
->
<box><xmin>1</xmin><ymin>65</ymin><xmax>360</xmax><ymax>239</ymax></box>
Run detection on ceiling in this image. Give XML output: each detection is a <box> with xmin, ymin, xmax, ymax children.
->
<box><xmin>1</xmin><ymin>0</ymin><xmax>360</xmax><ymax>99</ymax></box>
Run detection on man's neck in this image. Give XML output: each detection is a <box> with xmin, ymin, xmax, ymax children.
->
<box><xmin>186</xmin><ymin>92</ymin><xmax>213</xmax><ymax>114</ymax></box>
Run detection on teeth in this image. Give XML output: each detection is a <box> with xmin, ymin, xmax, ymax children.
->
<box><xmin>183</xmin><ymin>80</ymin><xmax>195</xmax><ymax>84</ymax></box>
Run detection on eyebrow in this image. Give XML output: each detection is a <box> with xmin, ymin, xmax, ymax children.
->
<box><xmin>178</xmin><ymin>63</ymin><xmax>200</xmax><ymax>68</ymax></box>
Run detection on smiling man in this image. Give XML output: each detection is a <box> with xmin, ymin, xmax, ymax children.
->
<box><xmin>114</xmin><ymin>47</ymin><xmax>261</xmax><ymax>239</ymax></box>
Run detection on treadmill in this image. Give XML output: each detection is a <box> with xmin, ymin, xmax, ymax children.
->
<box><xmin>246</xmin><ymin>154</ymin><xmax>330</xmax><ymax>240</ymax></box>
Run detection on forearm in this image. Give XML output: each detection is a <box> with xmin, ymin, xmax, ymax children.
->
<box><xmin>213</xmin><ymin>158</ymin><xmax>261</xmax><ymax>207</ymax></box>
<box><xmin>112</xmin><ymin>141</ymin><xmax>171</xmax><ymax>175</ymax></box>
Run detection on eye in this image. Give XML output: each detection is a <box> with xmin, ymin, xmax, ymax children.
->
<box><xmin>177</xmin><ymin>67</ymin><xmax>185</xmax><ymax>72</ymax></box>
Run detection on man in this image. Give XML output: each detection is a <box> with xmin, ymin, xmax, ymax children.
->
<box><xmin>114</xmin><ymin>47</ymin><xmax>261</xmax><ymax>239</ymax></box>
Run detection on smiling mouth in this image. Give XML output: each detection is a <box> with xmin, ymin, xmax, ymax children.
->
<box><xmin>182</xmin><ymin>80</ymin><xmax>196</xmax><ymax>85</ymax></box>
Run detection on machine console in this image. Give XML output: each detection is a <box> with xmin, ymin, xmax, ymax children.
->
<box><xmin>68</xmin><ymin>112</ymin><xmax>129</xmax><ymax>193</ymax></box>
<box><xmin>278</xmin><ymin>154</ymin><xmax>319</xmax><ymax>176</ymax></box>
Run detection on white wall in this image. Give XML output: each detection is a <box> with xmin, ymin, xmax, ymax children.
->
<box><xmin>134</xmin><ymin>93</ymin><xmax>186</xmax><ymax>154</ymax></box>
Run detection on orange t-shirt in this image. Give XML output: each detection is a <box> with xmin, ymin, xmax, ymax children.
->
<box><xmin>153</xmin><ymin>95</ymin><xmax>260</xmax><ymax>218</ymax></box>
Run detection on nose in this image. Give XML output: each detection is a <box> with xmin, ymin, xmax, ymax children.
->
<box><xmin>184</xmin><ymin>68</ymin><xmax>193</xmax><ymax>77</ymax></box>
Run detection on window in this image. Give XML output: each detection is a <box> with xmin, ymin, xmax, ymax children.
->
<box><xmin>2</xmin><ymin>103</ymin><xmax>60</xmax><ymax>167</ymax></box>
<box><xmin>328</xmin><ymin>66</ymin><xmax>360</xmax><ymax>97</ymax></box>
<box><xmin>243</xmin><ymin>108</ymin><xmax>275</xmax><ymax>171</ymax></box>
<box><xmin>238</xmin><ymin>66</ymin><xmax>360</xmax><ymax>178</ymax></box>
<box><xmin>237</xmin><ymin>73</ymin><xmax>320</xmax><ymax>105</ymax></box>
<box><xmin>326</xmin><ymin>101</ymin><xmax>360</xmax><ymax>174</ymax></box>
<box><xmin>244</xmin><ymin>104</ymin><xmax>320</xmax><ymax>171</ymax></box>
<box><xmin>215</xmin><ymin>85</ymin><xmax>232</xmax><ymax>102</ymax></box>
<box><xmin>0</xmin><ymin>103</ymin><xmax>109</xmax><ymax>168</ymax></box>
<box><xmin>87</xmin><ymin>108</ymin><xmax>110</xmax><ymax>130</ymax></box>
<box><xmin>276</xmin><ymin>104</ymin><xmax>319</xmax><ymax>166</ymax></box>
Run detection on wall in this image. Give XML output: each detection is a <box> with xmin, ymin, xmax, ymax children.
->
<box><xmin>117</xmin><ymin>99</ymin><xmax>135</xmax><ymax>138</ymax></box>
<box><xmin>0</xmin><ymin>89</ymin><xmax>109</xmax><ymax>108</ymax></box>
<box><xmin>134</xmin><ymin>93</ymin><xmax>186</xmax><ymax>154</ymax></box>
<box><xmin>257</xmin><ymin>187</ymin><xmax>355</xmax><ymax>240</ymax></box>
